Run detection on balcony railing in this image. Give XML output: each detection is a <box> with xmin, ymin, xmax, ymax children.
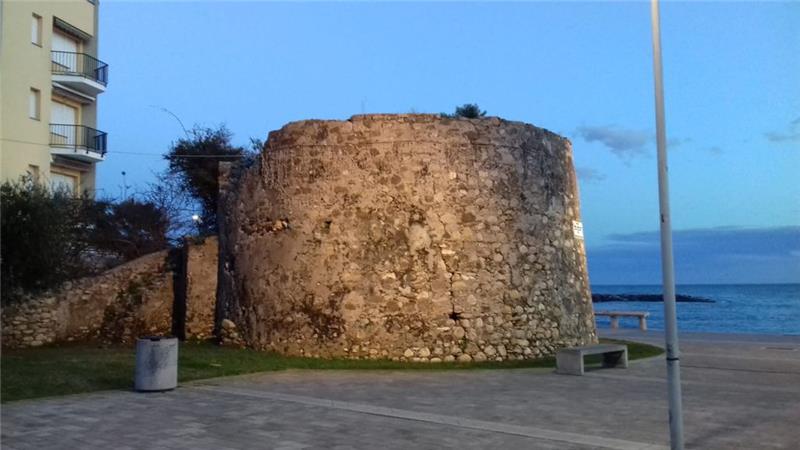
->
<box><xmin>51</xmin><ymin>51</ymin><xmax>108</xmax><ymax>86</ymax></box>
<box><xmin>50</xmin><ymin>124</ymin><xmax>107</xmax><ymax>156</ymax></box>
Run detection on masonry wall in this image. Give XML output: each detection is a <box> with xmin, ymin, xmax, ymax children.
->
<box><xmin>2</xmin><ymin>239</ymin><xmax>219</xmax><ymax>348</ymax></box>
<box><xmin>218</xmin><ymin>114</ymin><xmax>596</xmax><ymax>361</ymax></box>
<box><xmin>1</xmin><ymin>251</ymin><xmax>173</xmax><ymax>348</ymax></box>
<box><xmin>185</xmin><ymin>236</ymin><xmax>219</xmax><ymax>339</ymax></box>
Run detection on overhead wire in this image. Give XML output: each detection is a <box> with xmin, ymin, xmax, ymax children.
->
<box><xmin>1</xmin><ymin>138</ymin><xmax>244</xmax><ymax>158</ymax></box>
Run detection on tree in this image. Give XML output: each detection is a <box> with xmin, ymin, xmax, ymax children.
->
<box><xmin>88</xmin><ymin>199</ymin><xmax>170</xmax><ymax>262</ymax></box>
<box><xmin>142</xmin><ymin>174</ymin><xmax>196</xmax><ymax>243</ymax></box>
<box><xmin>442</xmin><ymin>103</ymin><xmax>488</xmax><ymax>119</ymax></box>
<box><xmin>164</xmin><ymin>125</ymin><xmax>246</xmax><ymax>232</ymax></box>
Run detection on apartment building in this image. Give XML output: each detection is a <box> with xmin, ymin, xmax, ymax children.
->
<box><xmin>0</xmin><ymin>0</ymin><xmax>108</xmax><ymax>195</ymax></box>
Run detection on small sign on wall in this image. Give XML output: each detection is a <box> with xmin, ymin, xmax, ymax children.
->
<box><xmin>572</xmin><ymin>221</ymin><xmax>584</xmax><ymax>239</ymax></box>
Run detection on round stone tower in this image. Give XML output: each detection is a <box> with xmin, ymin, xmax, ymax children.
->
<box><xmin>218</xmin><ymin>114</ymin><xmax>596</xmax><ymax>361</ymax></box>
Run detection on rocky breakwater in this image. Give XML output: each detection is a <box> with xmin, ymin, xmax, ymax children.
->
<box><xmin>217</xmin><ymin>114</ymin><xmax>596</xmax><ymax>361</ymax></box>
<box><xmin>592</xmin><ymin>294</ymin><xmax>715</xmax><ymax>303</ymax></box>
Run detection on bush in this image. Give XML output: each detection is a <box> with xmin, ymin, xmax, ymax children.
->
<box><xmin>1</xmin><ymin>180</ymin><xmax>88</xmax><ymax>300</ymax></box>
<box><xmin>88</xmin><ymin>199</ymin><xmax>170</xmax><ymax>262</ymax></box>
<box><xmin>442</xmin><ymin>103</ymin><xmax>488</xmax><ymax>119</ymax></box>
<box><xmin>1</xmin><ymin>180</ymin><xmax>170</xmax><ymax>303</ymax></box>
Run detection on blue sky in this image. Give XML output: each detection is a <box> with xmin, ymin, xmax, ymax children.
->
<box><xmin>97</xmin><ymin>1</ymin><xmax>799</xmax><ymax>284</ymax></box>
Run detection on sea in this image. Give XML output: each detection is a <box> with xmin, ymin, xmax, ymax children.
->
<box><xmin>591</xmin><ymin>284</ymin><xmax>800</xmax><ymax>336</ymax></box>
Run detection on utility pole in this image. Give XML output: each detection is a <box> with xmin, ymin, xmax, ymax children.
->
<box><xmin>650</xmin><ymin>1</ymin><xmax>685</xmax><ymax>449</ymax></box>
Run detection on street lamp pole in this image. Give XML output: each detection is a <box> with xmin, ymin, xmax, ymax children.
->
<box><xmin>650</xmin><ymin>1</ymin><xmax>685</xmax><ymax>449</ymax></box>
<box><xmin>121</xmin><ymin>171</ymin><xmax>128</xmax><ymax>198</ymax></box>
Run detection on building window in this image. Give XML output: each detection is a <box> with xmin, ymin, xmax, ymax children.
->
<box><xmin>50</xmin><ymin>171</ymin><xmax>78</xmax><ymax>194</ymax></box>
<box><xmin>27</xmin><ymin>165</ymin><xmax>40</xmax><ymax>182</ymax></box>
<box><xmin>31</xmin><ymin>14</ymin><xmax>42</xmax><ymax>46</ymax></box>
<box><xmin>29</xmin><ymin>88</ymin><xmax>41</xmax><ymax>120</ymax></box>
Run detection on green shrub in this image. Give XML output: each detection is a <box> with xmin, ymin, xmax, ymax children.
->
<box><xmin>441</xmin><ymin>103</ymin><xmax>488</xmax><ymax>119</ymax></box>
<box><xmin>1</xmin><ymin>180</ymin><xmax>170</xmax><ymax>303</ymax></box>
<box><xmin>1</xmin><ymin>180</ymin><xmax>88</xmax><ymax>301</ymax></box>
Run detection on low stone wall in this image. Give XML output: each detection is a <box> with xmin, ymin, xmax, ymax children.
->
<box><xmin>2</xmin><ymin>237</ymin><xmax>222</xmax><ymax>349</ymax></box>
<box><xmin>2</xmin><ymin>251</ymin><xmax>174</xmax><ymax>348</ymax></box>
<box><xmin>185</xmin><ymin>236</ymin><xmax>218</xmax><ymax>339</ymax></box>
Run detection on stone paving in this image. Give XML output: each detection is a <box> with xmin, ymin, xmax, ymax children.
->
<box><xmin>2</xmin><ymin>330</ymin><xmax>799</xmax><ymax>449</ymax></box>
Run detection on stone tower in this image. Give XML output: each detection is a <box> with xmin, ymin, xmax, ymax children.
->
<box><xmin>217</xmin><ymin>114</ymin><xmax>596</xmax><ymax>361</ymax></box>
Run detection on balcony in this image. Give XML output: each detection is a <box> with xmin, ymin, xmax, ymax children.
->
<box><xmin>49</xmin><ymin>124</ymin><xmax>107</xmax><ymax>162</ymax></box>
<box><xmin>51</xmin><ymin>51</ymin><xmax>108</xmax><ymax>96</ymax></box>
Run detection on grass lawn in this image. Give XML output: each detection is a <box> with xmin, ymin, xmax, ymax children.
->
<box><xmin>1</xmin><ymin>338</ymin><xmax>662</xmax><ymax>403</ymax></box>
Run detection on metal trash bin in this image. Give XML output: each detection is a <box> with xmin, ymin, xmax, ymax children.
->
<box><xmin>134</xmin><ymin>336</ymin><xmax>178</xmax><ymax>392</ymax></box>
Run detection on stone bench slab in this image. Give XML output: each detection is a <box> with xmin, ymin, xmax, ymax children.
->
<box><xmin>595</xmin><ymin>312</ymin><xmax>650</xmax><ymax>318</ymax></box>
<box><xmin>595</xmin><ymin>311</ymin><xmax>650</xmax><ymax>331</ymax></box>
<box><xmin>556</xmin><ymin>344</ymin><xmax>628</xmax><ymax>376</ymax></box>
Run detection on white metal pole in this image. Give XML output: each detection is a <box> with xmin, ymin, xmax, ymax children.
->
<box><xmin>650</xmin><ymin>1</ymin><xmax>685</xmax><ymax>449</ymax></box>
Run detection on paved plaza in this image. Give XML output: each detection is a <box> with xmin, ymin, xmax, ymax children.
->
<box><xmin>2</xmin><ymin>330</ymin><xmax>799</xmax><ymax>449</ymax></box>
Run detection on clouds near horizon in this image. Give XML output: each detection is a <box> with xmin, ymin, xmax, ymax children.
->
<box><xmin>765</xmin><ymin>117</ymin><xmax>800</xmax><ymax>144</ymax></box>
<box><xmin>587</xmin><ymin>226</ymin><xmax>800</xmax><ymax>285</ymax></box>
<box><xmin>575</xmin><ymin>125</ymin><xmax>651</xmax><ymax>159</ymax></box>
<box><xmin>576</xmin><ymin>167</ymin><xmax>606</xmax><ymax>183</ymax></box>
<box><xmin>575</xmin><ymin>125</ymin><xmax>693</xmax><ymax>159</ymax></box>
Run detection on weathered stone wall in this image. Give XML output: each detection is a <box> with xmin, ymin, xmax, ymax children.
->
<box><xmin>2</xmin><ymin>251</ymin><xmax>173</xmax><ymax>348</ymax></box>
<box><xmin>185</xmin><ymin>236</ymin><xmax>218</xmax><ymax>339</ymax></box>
<box><xmin>219</xmin><ymin>114</ymin><xmax>596</xmax><ymax>361</ymax></box>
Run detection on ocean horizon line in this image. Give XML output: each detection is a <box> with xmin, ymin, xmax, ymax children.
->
<box><xmin>591</xmin><ymin>282</ymin><xmax>800</xmax><ymax>287</ymax></box>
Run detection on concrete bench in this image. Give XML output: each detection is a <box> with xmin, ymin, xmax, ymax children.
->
<box><xmin>556</xmin><ymin>344</ymin><xmax>628</xmax><ymax>376</ymax></box>
<box><xmin>595</xmin><ymin>311</ymin><xmax>650</xmax><ymax>331</ymax></box>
